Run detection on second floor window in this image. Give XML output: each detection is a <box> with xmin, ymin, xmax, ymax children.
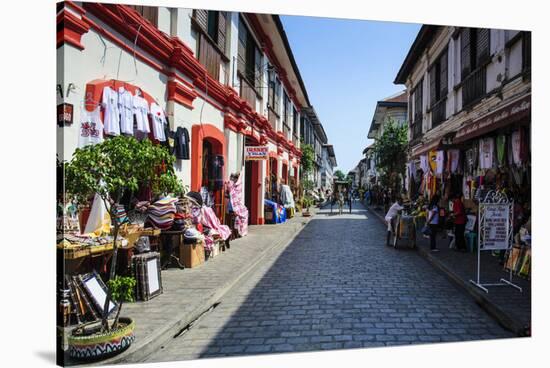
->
<box><xmin>461</xmin><ymin>28</ymin><xmax>490</xmax><ymax>80</ymax></box>
<box><xmin>522</xmin><ymin>31</ymin><xmax>531</xmax><ymax>73</ymax></box>
<box><xmin>292</xmin><ymin>107</ymin><xmax>298</xmax><ymax>137</ymax></box>
<box><xmin>268</xmin><ymin>68</ymin><xmax>281</xmax><ymax>113</ymax></box>
<box><xmin>413</xmin><ymin>79</ymin><xmax>423</xmax><ymax>123</ymax></box>
<box><xmin>193</xmin><ymin>10</ymin><xmax>227</xmax><ymax>53</ymax></box>
<box><xmin>128</xmin><ymin>5</ymin><xmax>158</xmax><ymax>27</ymax></box>
<box><xmin>238</xmin><ymin>18</ymin><xmax>262</xmax><ymax>89</ymax></box>
<box><xmin>283</xmin><ymin>93</ymin><xmax>291</xmax><ymax>127</ymax></box>
<box><xmin>429</xmin><ymin>49</ymin><xmax>448</xmax><ymax>106</ymax></box>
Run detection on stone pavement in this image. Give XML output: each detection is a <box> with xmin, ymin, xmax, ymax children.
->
<box><xmin>66</xmin><ymin>210</ymin><xmax>313</xmax><ymax>366</ymax></box>
<box><xmin>366</xmin><ymin>204</ymin><xmax>531</xmax><ymax>336</ymax></box>
<box><xmin>144</xmin><ymin>201</ymin><xmax>514</xmax><ymax>362</ymax></box>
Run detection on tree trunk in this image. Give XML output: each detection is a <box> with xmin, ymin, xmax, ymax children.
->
<box><xmin>101</xmin><ymin>219</ymin><xmax>119</xmax><ymax>332</ymax></box>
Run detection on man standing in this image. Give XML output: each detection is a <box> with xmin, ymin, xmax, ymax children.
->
<box><xmin>385</xmin><ymin>197</ymin><xmax>404</xmax><ymax>246</ymax></box>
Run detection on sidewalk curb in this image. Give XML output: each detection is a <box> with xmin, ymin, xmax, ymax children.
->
<box><xmin>94</xmin><ymin>213</ymin><xmax>314</xmax><ymax>365</ymax></box>
<box><xmin>365</xmin><ymin>206</ymin><xmax>527</xmax><ymax>337</ymax></box>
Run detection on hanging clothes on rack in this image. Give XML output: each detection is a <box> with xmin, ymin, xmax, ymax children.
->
<box><xmin>479</xmin><ymin>137</ymin><xmax>494</xmax><ymax>169</ymax></box>
<box><xmin>78</xmin><ymin>106</ymin><xmax>103</xmax><ymax>148</ymax></box>
<box><xmin>512</xmin><ymin>130</ymin><xmax>522</xmax><ymax>165</ymax></box>
<box><xmin>435</xmin><ymin>150</ymin><xmax>445</xmax><ymax>175</ymax></box>
<box><xmin>420</xmin><ymin>155</ymin><xmax>429</xmax><ymax>174</ymax></box>
<box><xmin>118</xmin><ymin>87</ymin><xmax>134</xmax><ymax>135</ymax></box>
<box><xmin>150</xmin><ymin>103</ymin><xmax>167</xmax><ymax>142</ymax></box>
<box><xmin>133</xmin><ymin>93</ymin><xmax>150</xmax><ymax>134</ymax></box>
<box><xmin>102</xmin><ymin>86</ymin><xmax>120</xmax><ymax>136</ymax></box>
<box><xmin>496</xmin><ymin>135</ymin><xmax>506</xmax><ymax>167</ymax></box>
<box><xmin>174</xmin><ymin>127</ymin><xmax>190</xmax><ymax>160</ymax></box>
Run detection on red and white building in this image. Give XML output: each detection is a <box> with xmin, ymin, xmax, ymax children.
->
<box><xmin>57</xmin><ymin>2</ymin><xmax>313</xmax><ymax>225</ymax></box>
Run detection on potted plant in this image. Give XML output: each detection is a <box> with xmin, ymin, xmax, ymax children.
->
<box><xmin>302</xmin><ymin>196</ymin><xmax>313</xmax><ymax>217</ymax></box>
<box><xmin>65</xmin><ymin>136</ymin><xmax>182</xmax><ymax>360</ymax></box>
<box><xmin>67</xmin><ymin>276</ymin><xmax>137</xmax><ymax>360</ymax></box>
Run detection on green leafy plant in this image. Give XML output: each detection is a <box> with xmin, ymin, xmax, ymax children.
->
<box><xmin>334</xmin><ymin>170</ymin><xmax>346</xmax><ymax>181</ymax></box>
<box><xmin>300</xmin><ymin>143</ymin><xmax>315</xmax><ymax>177</ymax></box>
<box><xmin>107</xmin><ymin>276</ymin><xmax>136</xmax><ymax>329</ymax></box>
<box><xmin>373</xmin><ymin>118</ymin><xmax>408</xmax><ymax>195</ymax></box>
<box><xmin>65</xmin><ymin>135</ymin><xmax>183</xmax><ymax>331</ymax></box>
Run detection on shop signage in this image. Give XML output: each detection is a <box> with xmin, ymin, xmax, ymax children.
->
<box><xmin>480</xmin><ymin>203</ymin><xmax>511</xmax><ymax>250</ymax></box>
<box><xmin>245</xmin><ymin>146</ymin><xmax>269</xmax><ymax>160</ymax></box>
<box><xmin>57</xmin><ymin>103</ymin><xmax>74</xmax><ymax>127</ymax></box>
<box><xmin>455</xmin><ymin>95</ymin><xmax>531</xmax><ymax>142</ymax></box>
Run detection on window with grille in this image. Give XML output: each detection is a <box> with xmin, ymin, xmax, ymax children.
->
<box><xmin>238</xmin><ymin>17</ymin><xmax>262</xmax><ymax>89</ymax></box>
<box><xmin>429</xmin><ymin>49</ymin><xmax>448</xmax><ymax>127</ymax></box>
<box><xmin>461</xmin><ymin>28</ymin><xmax>489</xmax><ymax>107</ymax></box>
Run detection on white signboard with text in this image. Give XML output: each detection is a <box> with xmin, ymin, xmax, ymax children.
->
<box><xmin>481</xmin><ymin>203</ymin><xmax>511</xmax><ymax>250</ymax></box>
<box><xmin>245</xmin><ymin>146</ymin><xmax>269</xmax><ymax>160</ymax></box>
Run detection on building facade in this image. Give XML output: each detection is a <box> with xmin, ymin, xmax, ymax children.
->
<box><xmin>321</xmin><ymin>144</ymin><xmax>337</xmax><ymax>193</ymax></box>
<box><xmin>394</xmin><ymin>25</ymin><xmax>530</xmax><ymax>199</ymax></box>
<box><xmin>57</xmin><ymin>2</ymin><xmax>320</xmax><ymax>225</ymax></box>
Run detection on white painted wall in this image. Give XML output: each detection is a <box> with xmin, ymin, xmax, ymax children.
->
<box><xmin>158</xmin><ymin>7</ymin><xmax>171</xmax><ymax>35</ymax></box>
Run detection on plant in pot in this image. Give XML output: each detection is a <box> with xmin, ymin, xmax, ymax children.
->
<box><xmin>65</xmin><ymin>136</ymin><xmax>182</xmax><ymax>360</ymax></box>
<box><xmin>302</xmin><ymin>196</ymin><xmax>313</xmax><ymax>217</ymax></box>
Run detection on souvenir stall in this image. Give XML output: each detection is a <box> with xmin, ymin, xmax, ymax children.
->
<box><xmin>407</xmin><ymin>111</ymin><xmax>531</xmax><ymax>279</ymax></box>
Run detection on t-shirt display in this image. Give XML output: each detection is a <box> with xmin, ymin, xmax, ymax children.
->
<box><xmin>118</xmin><ymin>87</ymin><xmax>135</xmax><ymax>135</ymax></box>
<box><xmin>133</xmin><ymin>94</ymin><xmax>150</xmax><ymax>134</ymax></box>
<box><xmin>150</xmin><ymin>103</ymin><xmax>167</xmax><ymax>142</ymax></box>
<box><xmin>102</xmin><ymin>86</ymin><xmax>120</xmax><ymax>136</ymax></box>
<box><xmin>479</xmin><ymin>137</ymin><xmax>494</xmax><ymax>169</ymax></box>
<box><xmin>78</xmin><ymin>106</ymin><xmax>104</xmax><ymax>148</ymax></box>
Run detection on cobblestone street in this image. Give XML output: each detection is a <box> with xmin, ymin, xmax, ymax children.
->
<box><xmin>144</xmin><ymin>202</ymin><xmax>514</xmax><ymax>362</ymax></box>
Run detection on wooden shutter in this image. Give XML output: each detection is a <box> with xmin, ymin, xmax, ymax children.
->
<box><xmin>274</xmin><ymin>78</ymin><xmax>281</xmax><ymax>112</ymax></box>
<box><xmin>522</xmin><ymin>31</ymin><xmax>531</xmax><ymax>71</ymax></box>
<box><xmin>268</xmin><ymin>69</ymin><xmax>274</xmax><ymax>107</ymax></box>
<box><xmin>476</xmin><ymin>28</ymin><xmax>490</xmax><ymax>66</ymax></box>
<box><xmin>194</xmin><ymin>9</ymin><xmax>208</xmax><ymax>31</ymax></box>
<box><xmin>440</xmin><ymin>50</ymin><xmax>448</xmax><ymax>96</ymax></box>
<box><xmin>461</xmin><ymin>28</ymin><xmax>471</xmax><ymax>80</ymax></box>
<box><xmin>217</xmin><ymin>12</ymin><xmax>227</xmax><ymax>54</ymax></box>
<box><xmin>429</xmin><ymin>66</ymin><xmax>437</xmax><ymax>106</ymax></box>
<box><xmin>254</xmin><ymin>46</ymin><xmax>262</xmax><ymax>88</ymax></box>
<box><xmin>237</xmin><ymin>20</ymin><xmax>247</xmax><ymax>75</ymax></box>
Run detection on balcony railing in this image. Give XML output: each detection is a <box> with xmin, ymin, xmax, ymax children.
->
<box><xmin>462</xmin><ymin>66</ymin><xmax>486</xmax><ymax>108</ymax></box>
<box><xmin>430</xmin><ymin>98</ymin><xmax>447</xmax><ymax>129</ymax></box>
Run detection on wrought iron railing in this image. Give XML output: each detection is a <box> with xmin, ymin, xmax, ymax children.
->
<box><xmin>431</xmin><ymin>98</ymin><xmax>447</xmax><ymax>129</ymax></box>
<box><xmin>462</xmin><ymin>66</ymin><xmax>486</xmax><ymax>108</ymax></box>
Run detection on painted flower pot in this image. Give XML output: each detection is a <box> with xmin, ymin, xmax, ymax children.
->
<box><xmin>68</xmin><ymin>317</ymin><xmax>135</xmax><ymax>361</ymax></box>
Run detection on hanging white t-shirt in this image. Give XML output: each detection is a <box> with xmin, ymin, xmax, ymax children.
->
<box><xmin>449</xmin><ymin>149</ymin><xmax>460</xmax><ymax>173</ymax></box>
<box><xmin>435</xmin><ymin>150</ymin><xmax>445</xmax><ymax>175</ymax></box>
<box><xmin>118</xmin><ymin>87</ymin><xmax>135</xmax><ymax>135</ymax></box>
<box><xmin>133</xmin><ymin>95</ymin><xmax>150</xmax><ymax>133</ymax></box>
<box><xmin>150</xmin><ymin>103</ymin><xmax>167</xmax><ymax>142</ymax></box>
<box><xmin>78</xmin><ymin>106</ymin><xmax>104</xmax><ymax>147</ymax></box>
<box><xmin>102</xmin><ymin>86</ymin><xmax>120</xmax><ymax>136</ymax></box>
<box><xmin>479</xmin><ymin>137</ymin><xmax>494</xmax><ymax>169</ymax></box>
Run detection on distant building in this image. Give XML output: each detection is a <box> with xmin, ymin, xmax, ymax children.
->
<box><xmin>363</xmin><ymin>91</ymin><xmax>408</xmax><ymax>188</ymax></box>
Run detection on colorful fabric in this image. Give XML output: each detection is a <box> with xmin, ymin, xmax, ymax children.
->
<box><xmin>479</xmin><ymin>137</ymin><xmax>494</xmax><ymax>169</ymax></box>
<box><xmin>147</xmin><ymin>197</ymin><xmax>177</xmax><ymax>229</ymax></box>
<box><xmin>435</xmin><ymin>150</ymin><xmax>445</xmax><ymax>175</ymax></box>
<box><xmin>201</xmin><ymin>206</ymin><xmax>231</xmax><ymax>240</ymax></box>
<box><xmin>226</xmin><ymin>173</ymin><xmax>249</xmax><ymax>236</ymax></box>
<box><xmin>428</xmin><ymin>151</ymin><xmax>438</xmax><ymax>173</ymax></box>
<box><xmin>496</xmin><ymin>135</ymin><xmax>506</xmax><ymax>167</ymax></box>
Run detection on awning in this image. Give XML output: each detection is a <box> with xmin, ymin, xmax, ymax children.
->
<box><xmin>454</xmin><ymin>94</ymin><xmax>531</xmax><ymax>143</ymax></box>
<box><xmin>410</xmin><ymin>139</ymin><xmax>442</xmax><ymax>158</ymax></box>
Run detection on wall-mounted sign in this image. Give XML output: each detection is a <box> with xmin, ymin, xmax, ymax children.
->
<box><xmin>455</xmin><ymin>95</ymin><xmax>531</xmax><ymax>143</ymax></box>
<box><xmin>57</xmin><ymin>103</ymin><xmax>74</xmax><ymax>127</ymax></box>
<box><xmin>245</xmin><ymin>146</ymin><xmax>269</xmax><ymax>161</ymax></box>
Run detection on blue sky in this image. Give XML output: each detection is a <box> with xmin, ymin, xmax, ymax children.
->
<box><xmin>281</xmin><ymin>16</ymin><xmax>421</xmax><ymax>173</ymax></box>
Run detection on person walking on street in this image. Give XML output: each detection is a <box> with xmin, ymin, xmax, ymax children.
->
<box><xmin>427</xmin><ymin>194</ymin><xmax>440</xmax><ymax>252</ymax></box>
<box><xmin>451</xmin><ymin>192</ymin><xmax>467</xmax><ymax>252</ymax></box>
<box><xmin>385</xmin><ymin>197</ymin><xmax>404</xmax><ymax>247</ymax></box>
<box><xmin>338</xmin><ymin>190</ymin><xmax>344</xmax><ymax>215</ymax></box>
